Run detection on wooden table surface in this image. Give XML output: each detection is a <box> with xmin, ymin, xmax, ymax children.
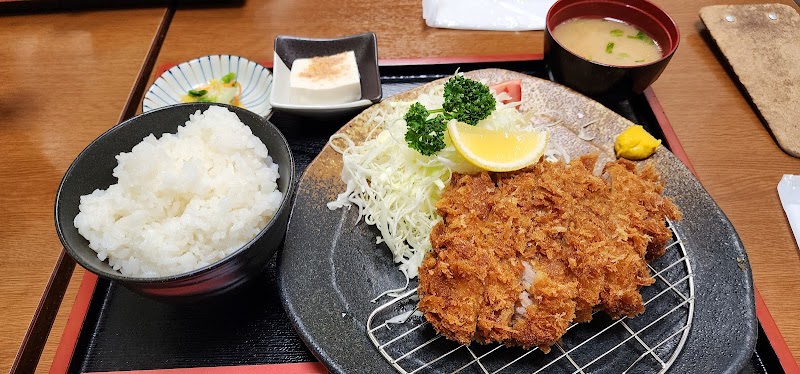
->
<box><xmin>0</xmin><ymin>7</ymin><xmax>168</xmax><ymax>373</ymax></box>
<box><xmin>2</xmin><ymin>0</ymin><xmax>798</xmax><ymax>372</ymax></box>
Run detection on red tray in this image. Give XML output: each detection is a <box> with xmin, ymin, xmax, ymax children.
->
<box><xmin>40</xmin><ymin>55</ymin><xmax>798</xmax><ymax>374</ymax></box>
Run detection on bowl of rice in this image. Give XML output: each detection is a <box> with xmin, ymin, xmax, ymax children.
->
<box><xmin>55</xmin><ymin>103</ymin><xmax>295</xmax><ymax>301</ymax></box>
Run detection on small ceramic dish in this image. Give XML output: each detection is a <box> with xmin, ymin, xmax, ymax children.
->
<box><xmin>143</xmin><ymin>55</ymin><xmax>273</xmax><ymax>116</ymax></box>
<box><xmin>269</xmin><ymin>32</ymin><xmax>382</xmax><ymax>117</ymax></box>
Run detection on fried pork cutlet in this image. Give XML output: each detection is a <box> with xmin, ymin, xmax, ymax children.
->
<box><xmin>418</xmin><ymin>155</ymin><xmax>681</xmax><ymax>351</ymax></box>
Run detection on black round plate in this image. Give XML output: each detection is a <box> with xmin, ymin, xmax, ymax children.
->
<box><xmin>278</xmin><ymin>70</ymin><xmax>756</xmax><ymax>374</ymax></box>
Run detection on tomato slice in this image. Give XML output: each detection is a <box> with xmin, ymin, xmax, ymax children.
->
<box><xmin>489</xmin><ymin>79</ymin><xmax>522</xmax><ymax>107</ymax></box>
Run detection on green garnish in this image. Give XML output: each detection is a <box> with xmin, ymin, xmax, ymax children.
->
<box><xmin>610</xmin><ymin>29</ymin><xmax>624</xmax><ymax>37</ymax></box>
<box><xmin>635</xmin><ymin>59</ymin><xmax>646</xmax><ymax>63</ymax></box>
<box><xmin>404</xmin><ymin>103</ymin><xmax>448</xmax><ymax>156</ymax></box>
<box><xmin>606</xmin><ymin>42</ymin><xmax>615</xmax><ymax>54</ymax></box>
<box><xmin>441</xmin><ymin>74</ymin><xmax>496</xmax><ymax>126</ymax></box>
<box><xmin>628</xmin><ymin>31</ymin><xmax>655</xmax><ymax>44</ymax></box>
<box><xmin>188</xmin><ymin>89</ymin><xmax>208</xmax><ymax>97</ymax></box>
<box><xmin>221</xmin><ymin>72</ymin><xmax>236</xmax><ymax>84</ymax></box>
<box><xmin>618</xmin><ymin>52</ymin><xmax>630</xmax><ymax>59</ymax></box>
<box><xmin>628</xmin><ymin>31</ymin><xmax>644</xmax><ymax>39</ymax></box>
<box><xmin>403</xmin><ymin>75</ymin><xmax>497</xmax><ymax>156</ymax></box>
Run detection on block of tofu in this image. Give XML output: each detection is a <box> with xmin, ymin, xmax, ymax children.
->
<box><xmin>289</xmin><ymin>51</ymin><xmax>361</xmax><ymax>105</ymax></box>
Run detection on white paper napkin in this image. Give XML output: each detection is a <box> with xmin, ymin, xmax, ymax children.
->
<box><xmin>422</xmin><ymin>0</ymin><xmax>557</xmax><ymax>31</ymax></box>
<box><xmin>777</xmin><ymin>174</ymin><xmax>800</xmax><ymax>250</ymax></box>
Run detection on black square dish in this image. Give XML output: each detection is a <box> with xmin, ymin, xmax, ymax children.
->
<box><xmin>270</xmin><ymin>32</ymin><xmax>382</xmax><ymax>117</ymax></box>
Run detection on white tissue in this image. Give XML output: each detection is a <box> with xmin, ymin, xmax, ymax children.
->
<box><xmin>422</xmin><ymin>0</ymin><xmax>557</xmax><ymax>31</ymax></box>
<box><xmin>777</xmin><ymin>174</ymin><xmax>800</xmax><ymax>250</ymax></box>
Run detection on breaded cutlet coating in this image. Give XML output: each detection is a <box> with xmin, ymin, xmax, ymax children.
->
<box><xmin>418</xmin><ymin>155</ymin><xmax>681</xmax><ymax>351</ymax></box>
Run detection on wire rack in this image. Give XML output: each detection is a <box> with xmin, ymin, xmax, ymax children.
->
<box><xmin>367</xmin><ymin>220</ymin><xmax>694</xmax><ymax>374</ymax></box>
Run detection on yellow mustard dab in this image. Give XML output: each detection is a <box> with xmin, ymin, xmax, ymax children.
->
<box><xmin>614</xmin><ymin>125</ymin><xmax>661</xmax><ymax>160</ymax></box>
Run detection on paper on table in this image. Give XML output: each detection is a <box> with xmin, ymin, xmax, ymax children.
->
<box><xmin>777</xmin><ymin>174</ymin><xmax>800</xmax><ymax>250</ymax></box>
<box><xmin>422</xmin><ymin>0</ymin><xmax>557</xmax><ymax>31</ymax></box>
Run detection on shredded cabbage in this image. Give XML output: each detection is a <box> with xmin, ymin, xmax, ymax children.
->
<box><xmin>327</xmin><ymin>82</ymin><xmax>565</xmax><ymax>282</ymax></box>
<box><xmin>327</xmin><ymin>93</ymin><xmax>453</xmax><ymax>279</ymax></box>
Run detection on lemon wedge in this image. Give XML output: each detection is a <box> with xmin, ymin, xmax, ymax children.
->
<box><xmin>614</xmin><ymin>125</ymin><xmax>661</xmax><ymax>160</ymax></box>
<box><xmin>448</xmin><ymin>121</ymin><xmax>548</xmax><ymax>172</ymax></box>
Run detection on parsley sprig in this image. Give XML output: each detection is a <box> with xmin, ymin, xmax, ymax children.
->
<box><xmin>403</xmin><ymin>103</ymin><xmax>448</xmax><ymax>156</ymax></box>
<box><xmin>403</xmin><ymin>75</ymin><xmax>496</xmax><ymax>156</ymax></box>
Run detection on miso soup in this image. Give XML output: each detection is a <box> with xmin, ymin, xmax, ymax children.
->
<box><xmin>552</xmin><ymin>18</ymin><xmax>662</xmax><ymax>66</ymax></box>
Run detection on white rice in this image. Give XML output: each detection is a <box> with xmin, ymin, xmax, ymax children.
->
<box><xmin>73</xmin><ymin>106</ymin><xmax>283</xmax><ymax>277</ymax></box>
